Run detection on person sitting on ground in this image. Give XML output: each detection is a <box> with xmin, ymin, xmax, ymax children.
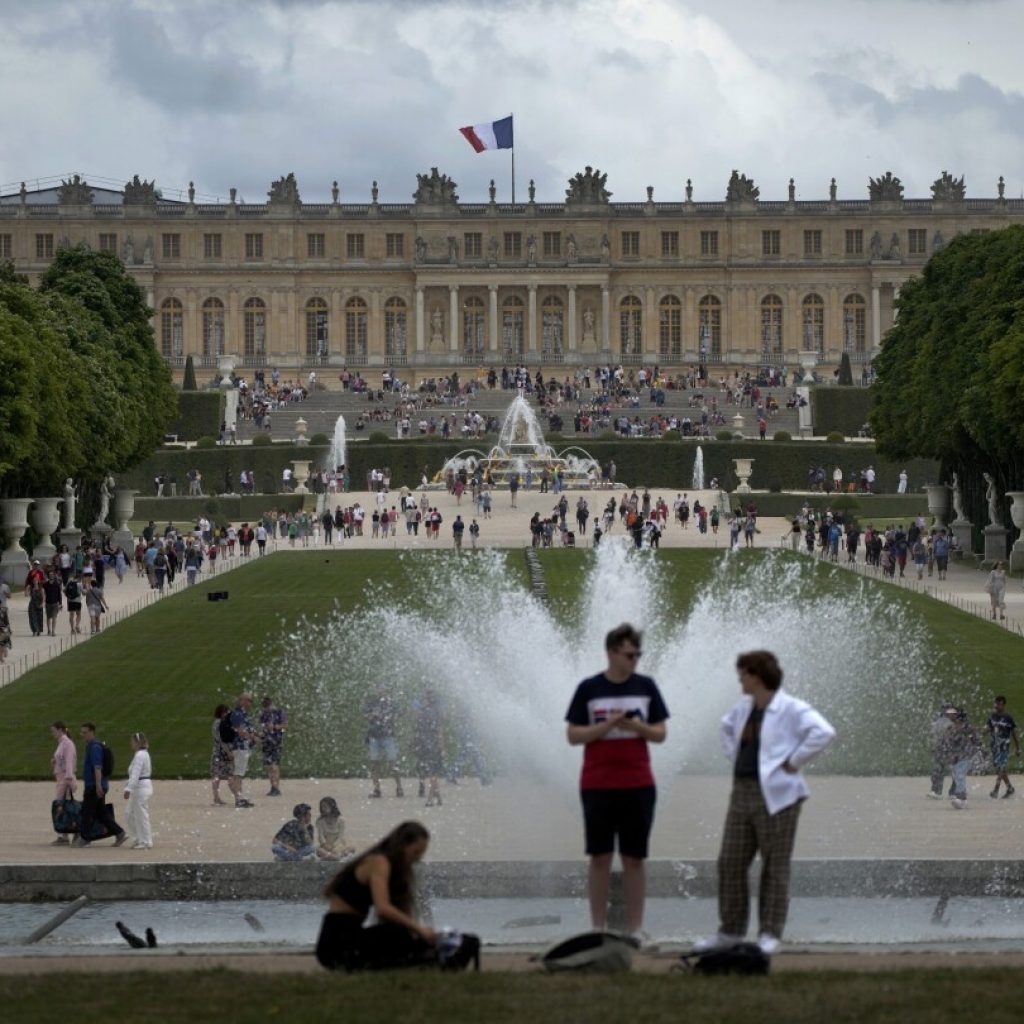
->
<box><xmin>315</xmin><ymin>796</ymin><xmax>355</xmax><ymax>861</ymax></box>
<box><xmin>271</xmin><ymin>803</ymin><xmax>316</xmax><ymax>861</ymax></box>
<box><xmin>316</xmin><ymin>821</ymin><xmax>437</xmax><ymax>971</ymax></box>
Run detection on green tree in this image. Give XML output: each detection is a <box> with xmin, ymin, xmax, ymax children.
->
<box><xmin>182</xmin><ymin>353</ymin><xmax>198</xmax><ymax>391</ymax></box>
<box><xmin>837</xmin><ymin>351</ymin><xmax>854</xmax><ymax>386</ymax></box>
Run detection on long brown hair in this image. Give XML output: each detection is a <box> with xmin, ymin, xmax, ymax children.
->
<box><xmin>325</xmin><ymin>820</ymin><xmax>429</xmax><ymax>912</ymax></box>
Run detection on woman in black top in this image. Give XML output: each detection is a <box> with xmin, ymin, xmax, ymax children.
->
<box><xmin>316</xmin><ymin>820</ymin><xmax>436</xmax><ymax>971</ymax></box>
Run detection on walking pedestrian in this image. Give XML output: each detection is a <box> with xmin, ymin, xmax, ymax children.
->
<box><xmin>227</xmin><ymin>692</ymin><xmax>258</xmax><ymax>808</ymax></box>
<box><xmin>82</xmin><ymin>568</ymin><xmax>107</xmax><ymax>633</ymax></box>
<box><xmin>984</xmin><ymin>561</ymin><xmax>1007</xmax><ymax>621</ymax></box>
<box><xmin>364</xmin><ymin>686</ymin><xmax>403</xmax><ymax>799</ymax></box>
<box><xmin>74</xmin><ymin>722</ymin><xmax>127</xmax><ymax>847</ymax></box>
<box><xmin>210</xmin><ymin>704</ymin><xmax>233</xmax><ymax>806</ymax></box>
<box><xmin>987</xmin><ymin>696</ymin><xmax>1019</xmax><ymax>799</ymax></box>
<box><xmin>939</xmin><ymin>706</ymin><xmax>980</xmax><ymax>809</ymax></box>
<box><xmin>50</xmin><ymin>721</ymin><xmax>77</xmax><ymax>845</ymax></box>
<box><xmin>123</xmin><ymin>732</ymin><xmax>154</xmax><ymax>849</ymax></box>
<box><xmin>260</xmin><ymin>696</ymin><xmax>288</xmax><ymax>797</ymax></box>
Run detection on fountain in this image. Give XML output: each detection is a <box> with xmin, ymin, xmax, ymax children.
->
<box><xmin>328</xmin><ymin>415</ymin><xmax>347</xmax><ymax>476</ymax></box>
<box><xmin>692</xmin><ymin>446</ymin><xmax>705</xmax><ymax>490</ymax></box>
<box><xmin>435</xmin><ymin>395</ymin><xmax>602</xmax><ymax>488</ymax></box>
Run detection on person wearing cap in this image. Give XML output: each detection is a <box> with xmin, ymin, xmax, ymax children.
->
<box><xmin>938</xmin><ymin>707</ymin><xmax>981</xmax><ymax>809</ymax></box>
<box><xmin>271</xmin><ymin>803</ymin><xmax>315</xmax><ymax>861</ymax></box>
<box><xmin>259</xmin><ymin>697</ymin><xmax>288</xmax><ymax>797</ymax></box>
<box><xmin>928</xmin><ymin>701</ymin><xmax>957</xmax><ymax>799</ymax></box>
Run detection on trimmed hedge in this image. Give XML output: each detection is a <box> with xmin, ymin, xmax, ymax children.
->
<box><xmin>725</xmin><ymin>492</ymin><xmax>934</xmax><ymax>522</ymax></box>
<box><xmin>123</xmin><ymin>439</ymin><xmax>939</xmax><ymax>495</ymax></box>
<box><xmin>133</xmin><ymin>494</ymin><xmax>304</xmax><ymax>524</ymax></box>
<box><xmin>165</xmin><ymin>391</ymin><xmax>224</xmax><ymax>441</ymax></box>
<box><xmin>811</xmin><ymin>387</ymin><xmax>874</xmax><ymax>438</ymax></box>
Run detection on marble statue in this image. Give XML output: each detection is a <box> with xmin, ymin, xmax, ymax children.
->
<box><xmin>63</xmin><ymin>479</ymin><xmax>77</xmax><ymax>529</ymax></box>
<box><xmin>143</xmin><ymin>236</ymin><xmax>153</xmax><ymax>263</ymax></box>
<box><xmin>415</xmin><ymin>236</ymin><xmax>427</xmax><ymax>262</ymax></box>
<box><xmin>869</xmin><ymin>232</ymin><xmax>883</xmax><ymax>259</ymax></box>
<box><xmin>487</xmin><ymin>235</ymin><xmax>499</xmax><ymax>262</ymax></box>
<box><xmin>122</xmin><ymin>236</ymin><xmax>135</xmax><ymax>264</ymax></box>
<box><xmin>99</xmin><ymin>474</ymin><xmax>115</xmax><ymax>523</ymax></box>
<box><xmin>600</xmin><ymin>235</ymin><xmax>611</xmax><ymax>261</ymax></box>
<box><xmin>430</xmin><ymin>308</ymin><xmax>444</xmax><ymax>345</ymax></box>
<box><xmin>566</xmin><ymin>234</ymin><xmax>578</xmax><ymax>264</ymax></box>
<box><xmin>582</xmin><ymin>307</ymin><xmax>596</xmax><ymax>343</ymax></box>
<box><xmin>888</xmin><ymin>232</ymin><xmax>901</xmax><ymax>259</ymax></box>
<box><xmin>950</xmin><ymin>472</ymin><xmax>966</xmax><ymax>523</ymax></box>
<box><xmin>983</xmin><ymin>472</ymin><xmax>1002</xmax><ymax>527</ymax></box>
<box><xmin>526</xmin><ymin>235</ymin><xmax>537</xmax><ymax>263</ymax></box>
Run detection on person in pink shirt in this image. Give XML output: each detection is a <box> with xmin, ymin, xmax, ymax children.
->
<box><xmin>50</xmin><ymin>721</ymin><xmax>77</xmax><ymax>846</ymax></box>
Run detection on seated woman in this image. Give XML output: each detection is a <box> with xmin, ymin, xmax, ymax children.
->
<box><xmin>316</xmin><ymin>820</ymin><xmax>436</xmax><ymax>971</ymax></box>
<box><xmin>271</xmin><ymin>803</ymin><xmax>316</xmax><ymax>861</ymax></box>
<box><xmin>315</xmin><ymin>796</ymin><xmax>355</xmax><ymax>861</ymax></box>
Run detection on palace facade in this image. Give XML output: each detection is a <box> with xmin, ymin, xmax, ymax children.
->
<box><xmin>1</xmin><ymin>168</ymin><xmax>1019</xmax><ymax>378</ymax></box>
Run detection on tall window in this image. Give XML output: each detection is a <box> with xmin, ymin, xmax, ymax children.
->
<box><xmin>659</xmin><ymin>295</ymin><xmax>681</xmax><ymax>357</ymax></box>
<box><xmin>619</xmin><ymin>295</ymin><xmax>642</xmax><ymax>355</ymax></box>
<box><xmin>661</xmin><ymin>231</ymin><xmax>679</xmax><ymax>258</ymax></box>
<box><xmin>203</xmin><ymin>233</ymin><xmax>222</xmax><ymax>258</ymax></box>
<box><xmin>36</xmin><ymin>234</ymin><xmax>54</xmax><ymax>259</ymax></box>
<box><xmin>760</xmin><ymin>294</ymin><xmax>783</xmax><ymax>359</ymax></box>
<box><xmin>386</xmin><ymin>233</ymin><xmax>405</xmax><ymax>257</ymax></box>
<box><xmin>384</xmin><ymin>297</ymin><xmax>407</xmax><ymax>358</ymax></box>
<box><xmin>462</xmin><ymin>296</ymin><xmax>486</xmax><ymax>356</ymax></box>
<box><xmin>202</xmin><ymin>298</ymin><xmax>225</xmax><ymax>357</ymax></box>
<box><xmin>162</xmin><ymin>233</ymin><xmax>181</xmax><ymax>259</ymax></box>
<box><xmin>160</xmin><ymin>298</ymin><xmax>183</xmax><ymax>358</ymax></box>
<box><xmin>802</xmin><ymin>293</ymin><xmax>824</xmax><ymax>353</ymax></box>
<box><xmin>698</xmin><ymin>295</ymin><xmax>722</xmax><ymax>360</ymax></box>
<box><xmin>762</xmin><ymin>230</ymin><xmax>781</xmax><ymax>256</ymax></box>
<box><xmin>243</xmin><ymin>297</ymin><xmax>267</xmax><ymax>356</ymax></box>
<box><xmin>345</xmin><ymin>296</ymin><xmax>368</xmax><ymax>360</ymax></box>
<box><xmin>98</xmin><ymin>233</ymin><xmax>117</xmax><ymax>254</ymax></box>
<box><xmin>908</xmin><ymin>228</ymin><xmax>927</xmax><ymax>255</ymax></box>
<box><xmin>245</xmin><ymin>233</ymin><xmax>263</xmax><ymax>260</ymax></box>
<box><xmin>347</xmin><ymin>234</ymin><xmax>365</xmax><ymax>259</ymax></box>
<box><xmin>541</xmin><ymin>295</ymin><xmax>564</xmax><ymax>357</ymax></box>
<box><xmin>502</xmin><ymin>295</ymin><xmax>524</xmax><ymax>359</ymax></box>
<box><xmin>621</xmin><ymin>231</ymin><xmax>640</xmax><ymax>257</ymax></box>
<box><xmin>0</xmin><ymin>234</ymin><xmax>11</xmax><ymax>259</ymax></box>
<box><xmin>543</xmin><ymin>231</ymin><xmax>561</xmax><ymax>257</ymax></box>
<box><xmin>307</xmin><ymin>233</ymin><xmax>325</xmax><ymax>258</ymax></box>
<box><xmin>700</xmin><ymin>231</ymin><xmax>719</xmax><ymax>256</ymax></box>
<box><xmin>845</xmin><ymin>229</ymin><xmax>863</xmax><ymax>255</ymax></box>
<box><xmin>305</xmin><ymin>297</ymin><xmax>328</xmax><ymax>359</ymax></box>
<box><xmin>843</xmin><ymin>293</ymin><xmax>866</xmax><ymax>353</ymax></box>
<box><xmin>464</xmin><ymin>232</ymin><xmax>482</xmax><ymax>259</ymax></box>
<box><xmin>803</xmin><ymin>230</ymin><xmax>822</xmax><ymax>256</ymax></box>
<box><xmin>504</xmin><ymin>232</ymin><xmax>522</xmax><ymax>258</ymax></box>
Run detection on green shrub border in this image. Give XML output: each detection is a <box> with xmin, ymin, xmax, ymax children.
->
<box><xmin>165</xmin><ymin>391</ymin><xmax>224</xmax><ymax>441</ymax></box>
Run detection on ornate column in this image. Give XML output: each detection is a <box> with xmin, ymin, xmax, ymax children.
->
<box><xmin>185</xmin><ymin>287</ymin><xmax>199</xmax><ymax>356</ymax></box>
<box><xmin>786</xmin><ymin>286</ymin><xmax>800</xmax><ymax>356</ymax></box>
<box><xmin>227</xmin><ymin>287</ymin><xmax>240</xmax><ymax>355</ymax></box>
<box><xmin>567</xmin><ymin>284</ymin><xmax>577</xmax><ymax>351</ymax></box>
<box><xmin>684</xmin><ymin>287</ymin><xmax>696</xmax><ymax>358</ymax></box>
<box><xmin>871</xmin><ymin>284</ymin><xmax>881</xmax><ymax>351</ymax></box>
<box><xmin>527</xmin><ymin>284</ymin><xmax>537</xmax><ymax>355</ymax></box>
<box><xmin>331</xmin><ymin>288</ymin><xmax>343</xmax><ymax>362</ymax></box>
<box><xmin>827</xmin><ymin>285</ymin><xmax>841</xmax><ymax>358</ymax></box>
<box><xmin>415</xmin><ymin>286</ymin><xmax>425</xmax><ymax>353</ymax></box>
<box><xmin>448</xmin><ymin>285</ymin><xmax>459</xmax><ymax>352</ymax></box>
<box><xmin>488</xmin><ymin>284</ymin><xmax>499</xmax><ymax>353</ymax></box>
<box><xmin>644</xmin><ymin>287</ymin><xmax>657</xmax><ymax>357</ymax></box>
<box><xmin>601</xmin><ymin>286</ymin><xmax>611</xmax><ymax>352</ymax></box>
<box><xmin>369</xmin><ymin>288</ymin><xmax>382</xmax><ymax>362</ymax></box>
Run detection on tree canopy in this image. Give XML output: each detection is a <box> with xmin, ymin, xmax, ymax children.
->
<box><xmin>0</xmin><ymin>249</ymin><xmax>176</xmax><ymax>504</ymax></box>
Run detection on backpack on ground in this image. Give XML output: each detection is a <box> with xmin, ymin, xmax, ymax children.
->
<box><xmin>539</xmin><ymin>931</ymin><xmax>638</xmax><ymax>973</ymax></box>
<box><xmin>100</xmin><ymin>743</ymin><xmax>114</xmax><ymax>778</ymax></box>
<box><xmin>678</xmin><ymin>942</ymin><xmax>770</xmax><ymax>976</ymax></box>
<box><xmin>436</xmin><ymin>930</ymin><xmax>481</xmax><ymax>971</ymax></box>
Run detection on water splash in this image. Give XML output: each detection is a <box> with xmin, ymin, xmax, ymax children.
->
<box><xmin>692</xmin><ymin>445</ymin><xmax>705</xmax><ymax>490</ymax></box>
<box><xmin>328</xmin><ymin>415</ymin><xmax>346</xmax><ymax>473</ymax></box>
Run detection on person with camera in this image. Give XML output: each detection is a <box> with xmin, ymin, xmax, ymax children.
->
<box><xmin>565</xmin><ymin>624</ymin><xmax>669</xmax><ymax>943</ymax></box>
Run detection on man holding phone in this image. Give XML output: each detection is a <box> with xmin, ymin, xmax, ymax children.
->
<box><xmin>566</xmin><ymin>624</ymin><xmax>669</xmax><ymax>941</ymax></box>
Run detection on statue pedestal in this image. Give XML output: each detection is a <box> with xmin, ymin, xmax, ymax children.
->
<box><xmin>0</xmin><ymin>498</ymin><xmax>32</xmax><ymax>587</ymax></box>
<box><xmin>59</xmin><ymin>527</ymin><xmax>83</xmax><ymax>554</ymax></box>
<box><xmin>90</xmin><ymin>521</ymin><xmax>113</xmax><ymax>548</ymax></box>
<box><xmin>949</xmin><ymin>521</ymin><xmax>973</xmax><ymax>561</ymax></box>
<box><xmin>982</xmin><ymin>524</ymin><xmax>1008</xmax><ymax>569</ymax></box>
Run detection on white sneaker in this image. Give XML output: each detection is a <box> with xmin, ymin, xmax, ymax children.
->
<box><xmin>757</xmin><ymin>933</ymin><xmax>782</xmax><ymax>955</ymax></box>
<box><xmin>693</xmin><ymin>932</ymin><xmax>743</xmax><ymax>954</ymax></box>
<box><xmin>629</xmin><ymin>929</ymin><xmax>657</xmax><ymax>951</ymax></box>
<box><xmin>927</xmin><ymin>791</ymin><xmax>942</xmax><ymax>800</ymax></box>
<box><xmin>950</xmin><ymin>797</ymin><xmax>965</xmax><ymax>809</ymax></box>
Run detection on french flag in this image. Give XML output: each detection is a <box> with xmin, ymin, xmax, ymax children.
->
<box><xmin>459</xmin><ymin>115</ymin><xmax>514</xmax><ymax>153</ymax></box>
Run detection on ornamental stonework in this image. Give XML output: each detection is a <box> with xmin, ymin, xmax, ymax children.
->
<box><xmin>57</xmin><ymin>174</ymin><xmax>94</xmax><ymax>205</ymax></box>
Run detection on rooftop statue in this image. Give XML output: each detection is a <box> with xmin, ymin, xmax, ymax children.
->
<box><xmin>123</xmin><ymin>175</ymin><xmax>157</xmax><ymax>205</ymax></box>
<box><xmin>268</xmin><ymin>173</ymin><xmax>300</xmax><ymax>205</ymax></box>
<box><xmin>868</xmin><ymin>171</ymin><xmax>904</xmax><ymax>202</ymax></box>
<box><xmin>58</xmin><ymin>174</ymin><xmax>94</xmax><ymax>205</ymax></box>
<box><xmin>414</xmin><ymin>168</ymin><xmax>459</xmax><ymax>205</ymax></box>
<box><xmin>931</xmin><ymin>171</ymin><xmax>966</xmax><ymax>202</ymax></box>
<box><xmin>566</xmin><ymin>166</ymin><xmax>611</xmax><ymax>205</ymax></box>
<box><xmin>726</xmin><ymin>170</ymin><xmax>759</xmax><ymax>203</ymax></box>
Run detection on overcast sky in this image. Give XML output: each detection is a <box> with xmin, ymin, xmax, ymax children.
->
<box><xmin>2</xmin><ymin>0</ymin><xmax>1022</xmax><ymax>204</ymax></box>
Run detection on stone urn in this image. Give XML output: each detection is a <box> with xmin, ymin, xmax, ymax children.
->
<box><xmin>924</xmin><ymin>484</ymin><xmax>950</xmax><ymax>531</ymax></box>
<box><xmin>0</xmin><ymin>498</ymin><xmax>33</xmax><ymax>586</ymax></box>
<box><xmin>111</xmin><ymin>488</ymin><xmax>138</xmax><ymax>555</ymax></box>
<box><xmin>731</xmin><ymin>412</ymin><xmax>745</xmax><ymax>435</ymax></box>
<box><xmin>295</xmin><ymin>416</ymin><xmax>309</xmax><ymax>447</ymax></box>
<box><xmin>30</xmin><ymin>497</ymin><xmax>62</xmax><ymax>562</ymax></box>
<box><xmin>733</xmin><ymin>458</ymin><xmax>754</xmax><ymax>495</ymax></box>
<box><xmin>1007</xmin><ymin>491</ymin><xmax>1024</xmax><ymax>572</ymax></box>
<box><xmin>292</xmin><ymin>460</ymin><xmax>312</xmax><ymax>495</ymax></box>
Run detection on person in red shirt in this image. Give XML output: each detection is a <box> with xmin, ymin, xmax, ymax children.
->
<box><xmin>565</xmin><ymin>624</ymin><xmax>669</xmax><ymax>940</ymax></box>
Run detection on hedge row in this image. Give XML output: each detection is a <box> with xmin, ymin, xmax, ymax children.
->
<box><xmin>123</xmin><ymin>438</ymin><xmax>938</xmax><ymax>495</ymax></box>
<box><xmin>132</xmin><ymin>494</ymin><xmax>304</xmax><ymax>524</ymax></box>
<box><xmin>165</xmin><ymin>391</ymin><xmax>224</xmax><ymax>441</ymax></box>
<box><xmin>810</xmin><ymin>387</ymin><xmax>874</xmax><ymax>438</ymax></box>
<box><xmin>725</xmin><ymin>493</ymin><xmax>933</xmax><ymax>521</ymax></box>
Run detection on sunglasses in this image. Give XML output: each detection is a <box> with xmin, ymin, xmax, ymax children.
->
<box><xmin>617</xmin><ymin>649</ymin><xmax>642</xmax><ymax>660</ymax></box>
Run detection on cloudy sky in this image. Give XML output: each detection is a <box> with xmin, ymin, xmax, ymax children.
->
<box><xmin>2</xmin><ymin>0</ymin><xmax>1022</xmax><ymax>204</ymax></box>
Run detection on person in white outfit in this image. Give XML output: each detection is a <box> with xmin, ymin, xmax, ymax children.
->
<box><xmin>123</xmin><ymin>732</ymin><xmax>154</xmax><ymax>849</ymax></box>
<box><xmin>695</xmin><ymin>650</ymin><xmax>835</xmax><ymax>957</ymax></box>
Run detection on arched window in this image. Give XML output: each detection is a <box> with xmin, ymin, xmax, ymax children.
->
<box><xmin>801</xmin><ymin>293</ymin><xmax>824</xmax><ymax>353</ymax></box>
<box><xmin>843</xmin><ymin>293</ymin><xmax>866</xmax><ymax>353</ymax></box>
<box><xmin>619</xmin><ymin>295</ymin><xmax>642</xmax><ymax>356</ymax></box>
<box><xmin>384</xmin><ymin>297</ymin><xmax>407</xmax><ymax>359</ymax></box>
<box><xmin>305</xmin><ymin>297</ymin><xmax>328</xmax><ymax>360</ymax></box>
<box><xmin>760</xmin><ymin>294</ymin><xmax>783</xmax><ymax>360</ymax></box>
<box><xmin>698</xmin><ymin>295</ymin><xmax>721</xmax><ymax>361</ymax></box>
<box><xmin>542</xmin><ymin>295</ymin><xmax>564</xmax><ymax>357</ymax></box>
<box><xmin>160</xmin><ymin>298</ymin><xmax>183</xmax><ymax>358</ymax></box>
<box><xmin>502</xmin><ymin>295</ymin><xmax>524</xmax><ymax>360</ymax></box>
<box><xmin>345</xmin><ymin>297</ymin><xmax>368</xmax><ymax>361</ymax></box>
<box><xmin>462</xmin><ymin>295</ymin><xmax>486</xmax><ymax>356</ymax></box>
<box><xmin>659</xmin><ymin>295</ymin><xmax>681</xmax><ymax>358</ymax></box>
<box><xmin>243</xmin><ymin>297</ymin><xmax>266</xmax><ymax>356</ymax></box>
<box><xmin>202</xmin><ymin>298</ymin><xmax>224</xmax><ymax>358</ymax></box>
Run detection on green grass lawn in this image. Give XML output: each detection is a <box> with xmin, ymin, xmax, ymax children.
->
<box><xmin>1</xmin><ymin>549</ymin><xmax>1021</xmax><ymax>779</ymax></box>
<box><xmin>4</xmin><ymin>968</ymin><xmax>1024</xmax><ymax>1024</ymax></box>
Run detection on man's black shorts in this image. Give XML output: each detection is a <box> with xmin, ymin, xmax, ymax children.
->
<box><xmin>580</xmin><ymin>785</ymin><xmax>656</xmax><ymax>859</ymax></box>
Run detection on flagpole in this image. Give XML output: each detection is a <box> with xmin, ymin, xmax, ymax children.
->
<box><xmin>511</xmin><ymin>145</ymin><xmax>516</xmax><ymax>210</ymax></box>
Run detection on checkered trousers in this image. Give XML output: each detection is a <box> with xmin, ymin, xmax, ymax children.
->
<box><xmin>717</xmin><ymin>777</ymin><xmax>802</xmax><ymax>939</ymax></box>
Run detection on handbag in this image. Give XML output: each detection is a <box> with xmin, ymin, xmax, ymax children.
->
<box><xmin>437</xmin><ymin>930</ymin><xmax>481</xmax><ymax>972</ymax></box>
<box><xmin>51</xmin><ymin>797</ymin><xmax>82</xmax><ymax>834</ymax></box>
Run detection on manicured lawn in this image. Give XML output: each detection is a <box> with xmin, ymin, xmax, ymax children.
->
<box><xmin>4</xmin><ymin>968</ymin><xmax>1024</xmax><ymax>1024</ymax></box>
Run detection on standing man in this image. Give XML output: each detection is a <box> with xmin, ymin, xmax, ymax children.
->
<box><xmin>228</xmin><ymin>692</ymin><xmax>257</xmax><ymax>808</ymax></box>
<box><xmin>987</xmin><ymin>696</ymin><xmax>1019</xmax><ymax>799</ymax></box>
<box><xmin>452</xmin><ymin>515</ymin><xmax>465</xmax><ymax>550</ymax></box>
<box><xmin>50</xmin><ymin>721</ymin><xmax>77</xmax><ymax>845</ymax></box>
<box><xmin>565</xmin><ymin>624</ymin><xmax>669</xmax><ymax>940</ymax></box>
<box><xmin>697</xmin><ymin>650</ymin><xmax>835</xmax><ymax>956</ymax></box>
<box><xmin>74</xmin><ymin>723</ymin><xmax>126</xmax><ymax>847</ymax></box>
<box><xmin>363</xmin><ymin>685</ymin><xmax>403</xmax><ymax>799</ymax></box>
<box><xmin>259</xmin><ymin>696</ymin><xmax>288</xmax><ymax>797</ymax></box>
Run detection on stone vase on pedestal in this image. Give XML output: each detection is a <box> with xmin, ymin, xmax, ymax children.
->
<box><xmin>731</xmin><ymin>412</ymin><xmax>745</xmax><ymax>436</ymax></box>
<box><xmin>733</xmin><ymin>458</ymin><xmax>754</xmax><ymax>495</ymax></box>
<box><xmin>0</xmin><ymin>498</ymin><xmax>33</xmax><ymax>586</ymax></box>
<box><xmin>292</xmin><ymin>460</ymin><xmax>312</xmax><ymax>495</ymax></box>
<box><xmin>30</xmin><ymin>497</ymin><xmax>62</xmax><ymax>562</ymax></box>
<box><xmin>295</xmin><ymin>417</ymin><xmax>309</xmax><ymax>447</ymax></box>
<box><xmin>1006</xmin><ymin>491</ymin><xmax>1024</xmax><ymax>573</ymax></box>
<box><xmin>949</xmin><ymin>521</ymin><xmax>974</xmax><ymax>560</ymax></box>
<box><xmin>924</xmin><ymin>484</ymin><xmax>950</xmax><ymax>531</ymax></box>
<box><xmin>982</xmin><ymin>525</ymin><xmax>1008</xmax><ymax>569</ymax></box>
<box><xmin>111</xmin><ymin>489</ymin><xmax>137</xmax><ymax>554</ymax></box>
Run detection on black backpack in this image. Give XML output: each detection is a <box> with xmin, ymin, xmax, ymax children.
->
<box><xmin>679</xmin><ymin>943</ymin><xmax>770</xmax><ymax>976</ymax></box>
<box><xmin>100</xmin><ymin>743</ymin><xmax>114</xmax><ymax>778</ymax></box>
<box><xmin>219</xmin><ymin>716</ymin><xmax>237</xmax><ymax>744</ymax></box>
<box><xmin>65</xmin><ymin>579</ymin><xmax>80</xmax><ymax>601</ymax></box>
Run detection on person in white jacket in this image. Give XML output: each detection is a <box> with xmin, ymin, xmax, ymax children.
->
<box><xmin>696</xmin><ymin>650</ymin><xmax>835</xmax><ymax>957</ymax></box>
<box><xmin>123</xmin><ymin>732</ymin><xmax>154</xmax><ymax>850</ymax></box>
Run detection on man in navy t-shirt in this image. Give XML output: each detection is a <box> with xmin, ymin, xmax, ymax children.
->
<box><xmin>565</xmin><ymin>623</ymin><xmax>669</xmax><ymax>939</ymax></box>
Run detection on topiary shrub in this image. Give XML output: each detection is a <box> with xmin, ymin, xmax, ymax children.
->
<box><xmin>830</xmin><ymin>495</ymin><xmax>861</xmax><ymax>513</ymax></box>
<box><xmin>309</xmin><ymin>433</ymin><xmax>329</xmax><ymax>446</ymax></box>
<box><xmin>716</xmin><ymin>430</ymin><xmax>734</xmax><ymax>442</ymax></box>
<box><xmin>773</xmin><ymin>430</ymin><xmax>792</xmax><ymax>442</ymax></box>
<box><xmin>182</xmin><ymin>354</ymin><xmax>198</xmax><ymax>391</ymax></box>
<box><xmin>251</xmin><ymin>434</ymin><xmax>272</xmax><ymax>446</ymax></box>
<box><xmin>837</xmin><ymin>351</ymin><xmax>854</xmax><ymax>387</ymax></box>
<box><xmin>826</xmin><ymin>431</ymin><xmax>845</xmax><ymax>444</ymax></box>
<box><xmin>195</xmin><ymin>436</ymin><xmax>217</xmax><ymax>450</ymax></box>
<box><xmin>368</xmin><ymin>431</ymin><xmax>391</xmax><ymax>444</ymax></box>
<box><xmin>662</xmin><ymin>429</ymin><xmax>681</xmax><ymax>441</ymax></box>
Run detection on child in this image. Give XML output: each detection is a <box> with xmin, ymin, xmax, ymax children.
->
<box><xmin>315</xmin><ymin>797</ymin><xmax>355</xmax><ymax>861</ymax></box>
